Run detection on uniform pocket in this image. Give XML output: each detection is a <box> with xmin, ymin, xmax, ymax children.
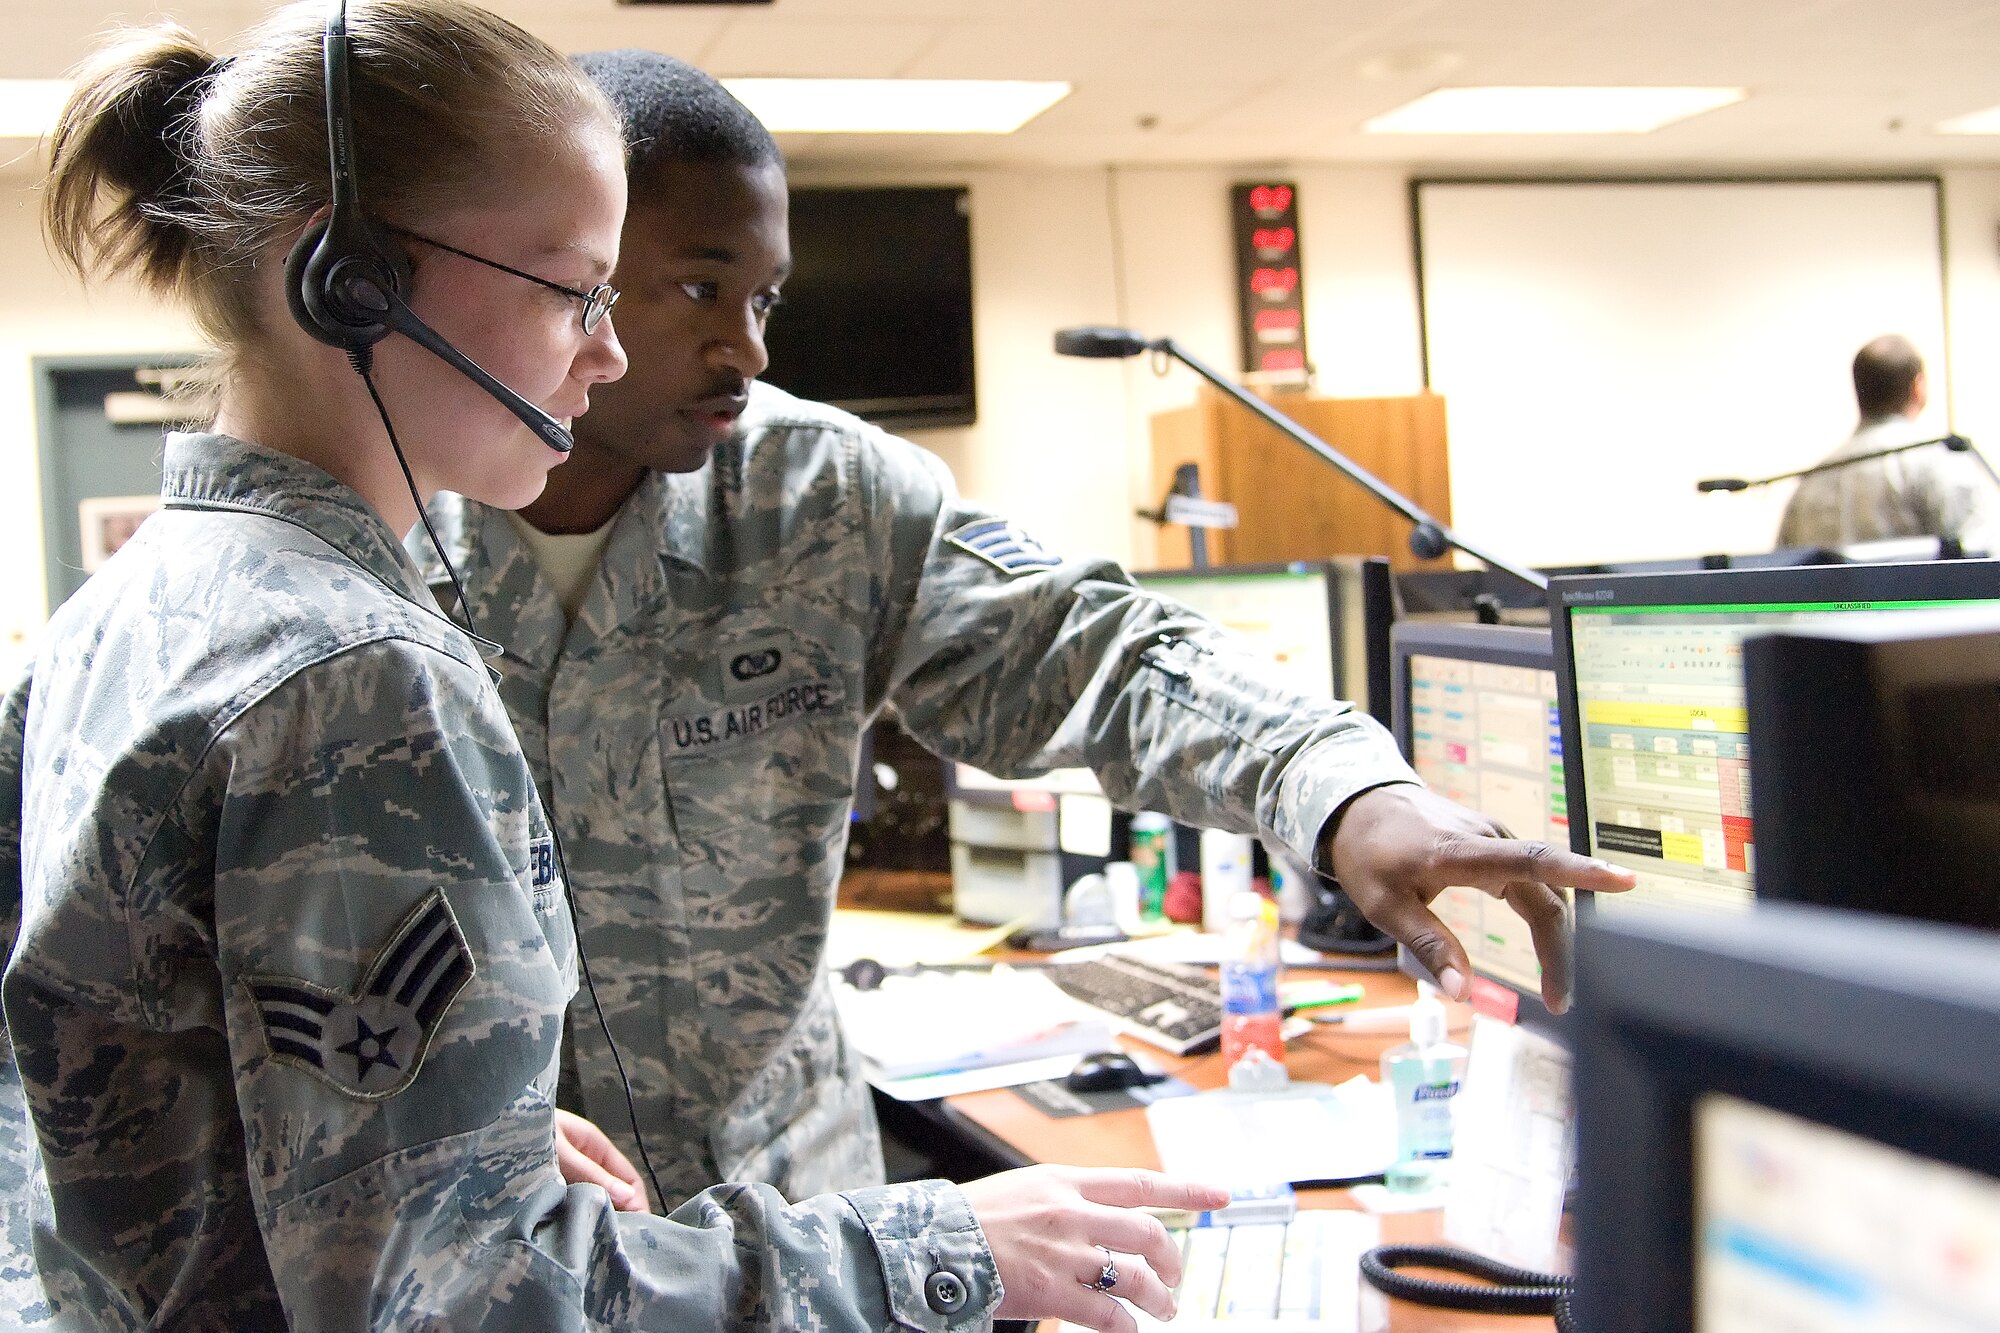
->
<box><xmin>657</xmin><ymin>631</ymin><xmax>852</xmax><ymax>844</ymax></box>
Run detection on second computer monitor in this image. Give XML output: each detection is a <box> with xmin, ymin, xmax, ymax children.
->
<box><xmin>1389</xmin><ymin>621</ymin><xmax>1565</xmax><ymax>1034</ymax></box>
<box><xmin>1133</xmin><ymin>558</ymin><xmax>1393</xmax><ymax>722</ymax></box>
<box><xmin>1572</xmin><ymin>900</ymin><xmax>2000</xmax><ymax>1330</ymax></box>
<box><xmin>1744</xmin><ymin>608</ymin><xmax>2000</xmax><ymax>931</ymax></box>
<box><xmin>1549</xmin><ymin>559</ymin><xmax>2000</xmax><ymax>916</ymax></box>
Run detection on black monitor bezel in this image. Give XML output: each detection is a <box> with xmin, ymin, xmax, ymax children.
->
<box><xmin>1388</xmin><ymin>620</ymin><xmax>1566</xmax><ymax>1040</ymax></box>
<box><xmin>1548</xmin><ymin>559</ymin><xmax>2000</xmax><ymax>899</ymax></box>
<box><xmin>1573</xmin><ymin>901</ymin><xmax>2000</xmax><ymax>1329</ymax></box>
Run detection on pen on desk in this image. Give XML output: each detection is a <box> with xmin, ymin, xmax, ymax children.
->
<box><xmin>1282</xmin><ymin>957</ymin><xmax>1403</xmax><ymax>973</ymax></box>
<box><xmin>1280</xmin><ymin>982</ymin><xmax>1366</xmax><ymax>1012</ymax></box>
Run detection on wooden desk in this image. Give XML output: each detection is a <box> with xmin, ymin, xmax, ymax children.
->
<box><xmin>935</xmin><ymin>964</ymin><xmax>1554</xmax><ymax>1332</ymax></box>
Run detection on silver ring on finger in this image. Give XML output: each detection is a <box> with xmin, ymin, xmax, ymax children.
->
<box><xmin>1081</xmin><ymin>1245</ymin><xmax>1118</xmax><ymax>1293</ymax></box>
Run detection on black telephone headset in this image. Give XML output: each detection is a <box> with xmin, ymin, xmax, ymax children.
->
<box><xmin>283</xmin><ymin>0</ymin><xmax>575</xmax><ymax>453</ymax></box>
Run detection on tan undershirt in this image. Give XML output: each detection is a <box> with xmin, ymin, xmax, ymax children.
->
<box><xmin>505</xmin><ymin>510</ymin><xmax>617</xmax><ymax>620</ymax></box>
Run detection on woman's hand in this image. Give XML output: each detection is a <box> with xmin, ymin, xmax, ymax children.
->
<box><xmin>962</xmin><ymin>1165</ymin><xmax>1230</xmax><ymax>1332</ymax></box>
<box><xmin>554</xmin><ymin>1108</ymin><xmax>649</xmax><ymax>1212</ymax></box>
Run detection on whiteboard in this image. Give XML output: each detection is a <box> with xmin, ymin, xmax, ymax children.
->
<box><xmin>1416</xmin><ymin>179</ymin><xmax>1948</xmax><ymax>566</ymax></box>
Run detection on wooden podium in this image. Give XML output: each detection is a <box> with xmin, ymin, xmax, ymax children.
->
<box><xmin>1146</xmin><ymin>387</ymin><xmax>1455</xmax><ymax>572</ymax></box>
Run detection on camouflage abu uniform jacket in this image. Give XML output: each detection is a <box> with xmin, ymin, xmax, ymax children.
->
<box><xmin>1776</xmin><ymin>414</ymin><xmax>1999</xmax><ymax>552</ymax></box>
<box><xmin>415</xmin><ymin>381</ymin><xmax>1420</xmax><ymax>1209</ymax></box>
<box><xmin>1</xmin><ymin>434</ymin><xmax>997</xmax><ymax>1331</ymax></box>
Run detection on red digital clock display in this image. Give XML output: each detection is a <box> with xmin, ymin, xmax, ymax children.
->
<box><xmin>1232</xmin><ymin>181</ymin><xmax>1307</xmax><ymax>383</ymax></box>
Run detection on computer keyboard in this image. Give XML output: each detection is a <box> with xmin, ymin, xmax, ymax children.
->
<box><xmin>1058</xmin><ymin>1211</ymin><xmax>1384</xmax><ymax>1332</ymax></box>
<box><xmin>1045</xmin><ymin>954</ymin><xmax>1225</xmax><ymax>1055</ymax></box>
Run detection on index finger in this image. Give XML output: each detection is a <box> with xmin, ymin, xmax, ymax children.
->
<box><xmin>1435</xmin><ymin>836</ymin><xmax>1636</xmax><ymax>895</ymax></box>
<box><xmin>1073</xmin><ymin>1169</ymin><xmax>1231</xmax><ymax>1214</ymax></box>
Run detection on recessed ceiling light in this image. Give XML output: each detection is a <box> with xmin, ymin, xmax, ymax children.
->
<box><xmin>1935</xmin><ymin>105</ymin><xmax>2000</xmax><ymax>135</ymax></box>
<box><xmin>0</xmin><ymin>79</ymin><xmax>72</xmax><ymax>140</ymax></box>
<box><xmin>1364</xmin><ymin>86</ymin><xmax>1746</xmax><ymax>135</ymax></box>
<box><xmin>721</xmin><ymin>79</ymin><xmax>1070</xmax><ymax>134</ymax></box>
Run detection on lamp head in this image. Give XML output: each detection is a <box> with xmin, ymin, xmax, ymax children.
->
<box><xmin>1053</xmin><ymin>326</ymin><xmax>1157</xmax><ymax>359</ymax></box>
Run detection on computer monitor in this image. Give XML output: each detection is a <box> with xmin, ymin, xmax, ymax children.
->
<box><xmin>1548</xmin><ymin>559</ymin><xmax>2000</xmax><ymax>915</ymax></box>
<box><xmin>1572</xmin><ymin>901</ymin><xmax>2000</xmax><ymax>1330</ymax></box>
<box><xmin>1744</xmin><ymin>609</ymin><xmax>2000</xmax><ymax>931</ymax></box>
<box><xmin>1134</xmin><ymin>558</ymin><xmax>1395</xmax><ymax>725</ymax></box>
<box><xmin>1389</xmin><ymin>622</ymin><xmax>1565</xmax><ymax>1035</ymax></box>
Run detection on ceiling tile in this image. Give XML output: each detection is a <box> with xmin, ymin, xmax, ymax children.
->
<box><xmin>7</xmin><ymin>0</ymin><xmax>2000</xmax><ymax>169</ymax></box>
<box><xmin>700</xmin><ymin>15</ymin><xmax>940</xmax><ymax>78</ymax></box>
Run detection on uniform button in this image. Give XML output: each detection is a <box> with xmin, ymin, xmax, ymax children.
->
<box><xmin>924</xmin><ymin>1270</ymin><xmax>968</xmax><ymax>1314</ymax></box>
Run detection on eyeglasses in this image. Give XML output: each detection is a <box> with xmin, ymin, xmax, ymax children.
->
<box><xmin>387</xmin><ymin>225</ymin><xmax>620</xmax><ymax>335</ymax></box>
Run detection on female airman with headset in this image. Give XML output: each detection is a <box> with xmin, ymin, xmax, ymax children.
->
<box><xmin>5</xmin><ymin>2</ymin><xmax>1223</xmax><ymax>1327</ymax></box>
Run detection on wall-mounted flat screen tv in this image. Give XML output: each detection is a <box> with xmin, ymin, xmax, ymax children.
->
<box><xmin>762</xmin><ymin>185</ymin><xmax>976</xmax><ymax>430</ymax></box>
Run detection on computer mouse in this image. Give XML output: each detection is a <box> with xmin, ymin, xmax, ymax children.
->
<box><xmin>1064</xmin><ymin>1051</ymin><xmax>1162</xmax><ymax>1094</ymax></box>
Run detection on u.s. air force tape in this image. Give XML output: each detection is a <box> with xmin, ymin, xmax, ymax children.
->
<box><xmin>945</xmin><ymin>517</ymin><xmax>1061</xmax><ymax>575</ymax></box>
<box><xmin>666</xmin><ymin>677</ymin><xmax>837</xmax><ymax>754</ymax></box>
<box><xmin>242</xmin><ymin>890</ymin><xmax>473</xmax><ymax>1100</ymax></box>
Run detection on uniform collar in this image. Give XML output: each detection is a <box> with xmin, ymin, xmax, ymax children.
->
<box><xmin>654</xmin><ymin>463</ymin><xmax>715</xmax><ymax>577</ymax></box>
<box><xmin>409</xmin><ymin>494</ymin><xmax>564</xmax><ymax>669</ymax></box>
<box><xmin>414</xmin><ymin>467</ymin><xmax>707</xmax><ymax>664</ymax></box>
<box><xmin>575</xmin><ymin>469</ymin><xmax>683</xmax><ymax>637</ymax></box>
<box><xmin>1838</xmin><ymin>414</ymin><xmax>1930</xmax><ymax>457</ymax></box>
<box><xmin>162</xmin><ymin>432</ymin><xmax>435</xmax><ymax>606</ymax></box>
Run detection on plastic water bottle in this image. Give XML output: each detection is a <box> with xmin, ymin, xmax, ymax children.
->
<box><xmin>1220</xmin><ymin>890</ymin><xmax>1287</xmax><ymax>1086</ymax></box>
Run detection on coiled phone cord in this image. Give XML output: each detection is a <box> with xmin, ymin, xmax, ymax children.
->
<box><xmin>1360</xmin><ymin>1244</ymin><xmax>1581</xmax><ymax>1333</ymax></box>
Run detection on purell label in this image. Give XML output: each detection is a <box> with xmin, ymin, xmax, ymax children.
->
<box><xmin>1413</xmin><ymin>1080</ymin><xmax>1462</xmax><ymax>1103</ymax></box>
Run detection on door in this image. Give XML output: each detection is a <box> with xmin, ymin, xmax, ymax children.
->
<box><xmin>34</xmin><ymin>355</ymin><xmax>204</xmax><ymax>613</ymax></box>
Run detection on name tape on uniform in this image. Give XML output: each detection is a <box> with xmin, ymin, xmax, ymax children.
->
<box><xmin>666</xmin><ymin>678</ymin><xmax>839</xmax><ymax>756</ymax></box>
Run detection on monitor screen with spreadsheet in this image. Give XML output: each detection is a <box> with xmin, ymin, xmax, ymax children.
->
<box><xmin>1548</xmin><ymin>560</ymin><xmax>2000</xmax><ymax>916</ymax></box>
<box><xmin>1572</xmin><ymin>901</ymin><xmax>2000</xmax><ymax>1331</ymax></box>
<box><xmin>1389</xmin><ymin>622</ymin><xmax>1564</xmax><ymax>1035</ymax></box>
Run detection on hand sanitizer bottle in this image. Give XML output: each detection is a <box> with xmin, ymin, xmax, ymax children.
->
<box><xmin>1380</xmin><ymin>983</ymin><xmax>1467</xmax><ymax>1191</ymax></box>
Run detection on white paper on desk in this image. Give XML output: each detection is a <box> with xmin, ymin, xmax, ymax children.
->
<box><xmin>866</xmin><ymin>1053</ymin><xmax>1082</xmax><ymax>1102</ymax></box>
<box><xmin>1145</xmin><ymin>1075</ymin><xmax>1396</xmax><ymax>1189</ymax></box>
<box><xmin>834</xmin><ymin>966</ymin><xmax>1114</xmax><ymax>1079</ymax></box>
<box><xmin>1442</xmin><ymin>1015</ymin><xmax>1573</xmax><ymax>1273</ymax></box>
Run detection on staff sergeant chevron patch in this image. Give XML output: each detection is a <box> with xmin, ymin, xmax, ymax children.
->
<box><xmin>242</xmin><ymin>891</ymin><xmax>474</xmax><ymax>1100</ymax></box>
<box><xmin>945</xmin><ymin>517</ymin><xmax>1062</xmax><ymax>575</ymax></box>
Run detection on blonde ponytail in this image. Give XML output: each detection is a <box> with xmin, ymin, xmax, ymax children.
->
<box><xmin>44</xmin><ymin>24</ymin><xmax>223</xmax><ymax>298</ymax></box>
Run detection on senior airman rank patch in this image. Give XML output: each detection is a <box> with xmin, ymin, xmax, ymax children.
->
<box><xmin>243</xmin><ymin>890</ymin><xmax>473</xmax><ymax>1100</ymax></box>
<box><xmin>945</xmin><ymin>517</ymin><xmax>1062</xmax><ymax>575</ymax></box>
